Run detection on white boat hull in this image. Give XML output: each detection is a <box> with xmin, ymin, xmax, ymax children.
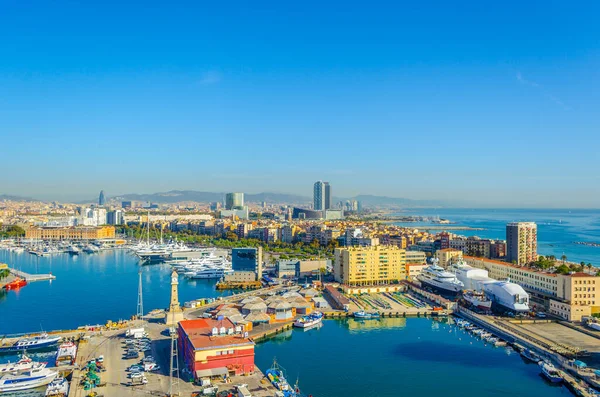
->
<box><xmin>0</xmin><ymin>370</ymin><xmax>57</xmax><ymax>392</ymax></box>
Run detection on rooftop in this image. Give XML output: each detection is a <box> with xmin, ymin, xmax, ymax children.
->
<box><xmin>179</xmin><ymin>318</ymin><xmax>254</xmax><ymax>351</ymax></box>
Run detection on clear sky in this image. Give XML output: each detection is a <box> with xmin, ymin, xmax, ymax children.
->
<box><xmin>1</xmin><ymin>1</ymin><xmax>599</xmax><ymax>207</ymax></box>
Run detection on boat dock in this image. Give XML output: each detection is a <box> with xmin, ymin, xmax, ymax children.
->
<box><xmin>455</xmin><ymin>306</ymin><xmax>595</xmax><ymax>396</ymax></box>
<box><xmin>250</xmin><ymin>322</ymin><xmax>294</xmax><ymax>342</ymax></box>
<box><xmin>9</xmin><ymin>267</ymin><xmax>56</xmax><ymax>282</ymax></box>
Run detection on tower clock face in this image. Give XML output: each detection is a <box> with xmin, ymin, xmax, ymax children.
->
<box><xmin>172</xmin><ymin>276</ymin><xmax>178</xmax><ymax>283</ymax></box>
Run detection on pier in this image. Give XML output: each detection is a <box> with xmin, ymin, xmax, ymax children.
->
<box><xmin>9</xmin><ymin>267</ymin><xmax>56</xmax><ymax>282</ymax></box>
<box><xmin>455</xmin><ymin>307</ymin><xmax>596</xmax><ymax>396</ymax></box>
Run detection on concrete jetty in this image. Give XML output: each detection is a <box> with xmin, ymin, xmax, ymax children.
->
<box><xmin>9</xmin><ymin>268</ymin><xmax>56</xmax><ymax>282</ymax></box>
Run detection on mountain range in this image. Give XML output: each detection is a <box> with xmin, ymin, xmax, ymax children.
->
<box><xmin>110</xmin><ymin>190</ymin><xmax>451</xmax><ymax>207</ymax></box>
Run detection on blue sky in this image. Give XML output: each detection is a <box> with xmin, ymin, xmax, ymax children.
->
<box><xmin>1</xmin><ymin>1</ymin><xmax>599</xmax><ymax>207</ymax></box>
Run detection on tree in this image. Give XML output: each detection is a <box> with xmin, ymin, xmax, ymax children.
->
<box><xmin>561</xmin><ymin>254</ymin><xmax>567</xmax><ymax>264</ymax></box>
<box><xmin>556</xmin><ymin>264</ymin><xmax>571</xmax><ymax>275</ymax></box>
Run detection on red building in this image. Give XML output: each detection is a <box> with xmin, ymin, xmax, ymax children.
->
<box><xmin>178</xmin><ymin>318</ymin><xmax>255</xmax><ymax>379</ymax></box>
<box><xmin>439</xmin><ymin>232</ymin><xmax>450</xmax><ymax>250</ymax></box>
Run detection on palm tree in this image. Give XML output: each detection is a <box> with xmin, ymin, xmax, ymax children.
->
<box><xmin>561</xmin><ymin>254</ymin><xmax>567</xmax><ymax>264</ymax></box>
<box><xmin>588</xmin><ymin>263</ymin><xmax>594</xmax><ymax>273</ymax></box>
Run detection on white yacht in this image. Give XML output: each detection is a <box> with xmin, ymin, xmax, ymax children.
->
<box><xmin>186</xmin><ymin>267</ymin><xmax>234</xmax><ymax>279</ymax></box>
<box><xmin>417</xmin><ymin>263</ymin><xmax>464</xmax><ymax>294</ymax></box>
<box><xmin>0</xmin><ymin>354</ymin><xmax>46</xmax><ymax>374</ymax></box>
<box><xmin>0</xmin><ymin>367</ymin><xmax>57</xmax><ymax>392</ymax></box>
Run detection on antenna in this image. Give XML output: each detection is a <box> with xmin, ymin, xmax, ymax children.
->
<box><xmin>168</xmin><ymin>331</ymin><xmax>180</xmax><ymax>397</ymax></box>
<box><xmin>137</xmin><ymin>269</ymin><xmax>144</xmax><ymax>319</ymax></box>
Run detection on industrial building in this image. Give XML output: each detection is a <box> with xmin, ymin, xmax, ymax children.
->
<box><xmin>178</xmin><ymin>318</ymin><xmax>255</xmax><ymax>380</ymax></box>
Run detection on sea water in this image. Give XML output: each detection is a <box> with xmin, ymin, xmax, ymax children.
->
<box><xmin>255</xmin><ymin>317</ymin><xmax>571</xmax><ymax>397</ymax></box>
<box><xmin>0</xmin><ymin>249</ymin><xmax>228</xmax><ymax>334</ymax></box>
<box><xmin>393</xmin><ymin>208</ymin><xmax>600</xmax><ymax>265</ymax></box>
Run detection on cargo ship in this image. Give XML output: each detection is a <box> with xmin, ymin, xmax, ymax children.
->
<box><xmin>55</xmin><ymin>341</ymin><xmax>78</xmax><ymax>366</ymax></box>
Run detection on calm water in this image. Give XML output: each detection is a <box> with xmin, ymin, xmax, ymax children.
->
<box><xmin>394</xmin><ymin>208</ymin><xmax>600</xmax><ymax>265</ymax></box>
<box><xmin>0</xmin><ymin>249</ymin><xmax>229</xmax><ymax>334</ymax></box>
<box><xmin>256</xmin><ymin>317</ymin><xmax>571</xmax><ymax>397</ymax></box>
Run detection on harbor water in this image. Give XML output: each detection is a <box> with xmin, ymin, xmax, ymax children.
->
<box><xmin>0</xmin><ymin>249</ymin><xmax>229</xmax><ymax>335</ymax></box>
<box><xmin>394</xmin><ymin>208</ymin><xmax>600</xmax><ymax>265</ymax></box>
<box><xmin>256</xmin><ymin>317</ymin><xmax>572</xmax><ymax>397</ymax></box>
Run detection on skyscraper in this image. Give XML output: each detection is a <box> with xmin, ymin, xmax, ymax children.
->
<box><xmin>98</xmin><ymin>190</ymin><xmax>106</xmax><ymax>206</ymax></box>
<box><xmin>506</xmin><ymin>222</ymin><xmax>537</xmax><ymax>265</ymax></box>
<box><xmin>225</xmin><ymin>193</ymin><xmax>244</xmax><ymax>210</ymax></box>
<box><xmin>313</xmin><ymin>181</ymin><xmax>331</xmax><ymax>211</ymax></box>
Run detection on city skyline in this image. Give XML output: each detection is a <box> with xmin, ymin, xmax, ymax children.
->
<box><xmin>2</xmin><ymin>2</ymin><xmax>599</xmax><ymax>208</ymax></box>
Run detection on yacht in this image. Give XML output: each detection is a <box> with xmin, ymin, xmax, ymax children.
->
<box><xmin>45</xmin><ymin>376</ymin><xmax>69</xmax><ymax>396</ymax></box>
<box><xmin>185</xmin><ymin>266</ymin><xmax>234</xmax><ymax>279</ymax></box>
<box><xmin>293</xmin><ymin>312</ymin><xmax>323</xmax><ymax>328</ymax></box>
<box><xmin>462</xmin><ymin>290</ymin><xmax>492</xmax><ymax>310</ymax></box>
<box><xmin>0</xmin><ymin>333</ymin><xmax>61</xmax><ymax>354</ymax></box>
<box><xmin>66</xmin><ymin>245</ymin><xmax>80</xmax><ymax>255</ymax></box>
<box><xmin>417</xmin><ymin>264</ymin><xmax>464</xmax><ymax>294</ymax></box>
<box><xmin>0</xmin><ymin>354</ymin><xmax>47</xmax><ymax>374</ymax></box>
<box><xmin>0</xmin><ymin>367</ymin><xmax>57</xmax><ymax>392</ymax></box>
<box><xmin>55</xmin><ymin>341</ymin><xmax>78</xmax><ymax>366</ymax></box>
<box><xmin>540</xmin><ymin>361</ymin><xmax>563</xmax><ymax>383</ymax></box>
<box><xmin>521</xmin><ymin>349</ymin><xmax>542</xmax><ymax>363</ymax></box>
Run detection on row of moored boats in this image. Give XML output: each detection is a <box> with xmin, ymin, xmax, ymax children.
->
<box><xmin>0</xmin><ymin>333</ymin><xmax>77</xmax><ymax>394</ymax></box>
<box><xmin>456</xmin><ymin>319</ymin><xmax>563</xmax><ymax>383</ymax></box>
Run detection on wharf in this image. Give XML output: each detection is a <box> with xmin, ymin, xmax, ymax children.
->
<box><xmin>9</xmin><ymin>267</ymin><xmax>56</xmax><ymax>282</ymax></box>
<box><xmin>215</xmin><ymin>281</ymin><xmax>263</xmax><ymax>290</ymax></box>
<box><xmin>322</xmin><ymin>309</ymin><xmax>445</xmax><ymax>318</ymax></box>
<box><xmin>250</xmin><ymin>322</ymin><xmax>294</xmax><ymax>342</ymax></box>
<box><xmin>68</xmin><ymin>320</ymin><xmax>279</xmax><ymax>397</ymax></box>
<box><xmin>455</xmin><ymin>307</ymin><xmax>595</xmax><ymax>397</ymax></box>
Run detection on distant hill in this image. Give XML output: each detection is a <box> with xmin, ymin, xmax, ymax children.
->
<box><xmin>0</xmin><ymin>194</ymin><xmax>36</xmax><ymax>202</ymax></box>
<box><xmin>114</xmin><ymin>190</ymin><xmax>311</xmax><ymax>204</ymax></box>
<box><xmin>109</xmin><ymin>190</ymin><xmax>453</xmax><ymax>207</ymax></box>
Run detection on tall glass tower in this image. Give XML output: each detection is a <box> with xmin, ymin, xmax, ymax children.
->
<box><xmin>98</xmin><ymin>190</ymin><xmax>106</xmax><ymax>206</ymax></box>
<box><xmin>313</xmin><ymin>181</ymin><xmax>331</xmax><ymax>211</ymax></box>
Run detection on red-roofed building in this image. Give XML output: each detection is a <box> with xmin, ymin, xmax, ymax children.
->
<box><xmin>178</xmin><ymin>318</ymin><xmax>255</xmax><ymax>379</ymax></box>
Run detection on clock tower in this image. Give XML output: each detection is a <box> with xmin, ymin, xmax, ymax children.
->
<box><xmin>165</xmin><ymin>270</ymin><xmax>184</xmax><ymax>325</ymax></box>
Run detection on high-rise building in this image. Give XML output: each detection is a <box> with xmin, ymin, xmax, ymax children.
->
<box><xmin>225</xmin><ymin>193</ymin><xmax>244</xmax><ymax>210</ymax></box>
<box><xmin>231</xmin><ymin>247</ymin><xmax>263</xmax><ymax>280</ymax></box>
<box><xmin>107</xmin><ymin>210</ymin><xmax>124</xmax><ymax>225</ymax></box>
<box><xmin>98</xmin><ymin>190</ymin><xmax>106</xmax><ymax>206</ymax></box>
<box><xmin>506</xmin><ymin>222</ymin><xmax>537</xmax><ymax>265</ymax></box>
<box><xmin>333</xmin><ymin>245</ymin><xmax>406</xmax><ymax>286</ymax></box>
<box><xmin>313</xmin><ymin>181</ymin><xmax>331</xmax><ymax>211</ymax></box>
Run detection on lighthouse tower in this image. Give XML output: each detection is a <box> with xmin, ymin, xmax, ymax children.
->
<box><xmin>165</xmin><ymin>270</ymin><xmax>184</xmax><ymax>326</ymax></box>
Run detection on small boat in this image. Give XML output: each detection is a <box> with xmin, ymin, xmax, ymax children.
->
<box><xmin>540</xmin><ymin>361</ymin><xmax>563</xmax><ymax>383</ymax></box>
<box><xmin>55</xmin><ymin>341</ymin><xmax>78</xmax><ymax>366</ymax></box>
<box><xmin>521</xmin><ymin>349</ymin><xmax>542</xmax><ymax>363</ymax></box>
<box><xmin>3</xmin><ymin>277</ymin><xmax>27</xmax><ymax>290</ymax></box>
<box><xmin>0</xmin><ymin>354</ymin><xmax>47</xmax><ymax>374</ymax></box>
<box><xmin>0</xmin><ymin>333</ymin><xmax>61</xmax><ymax>354</ymax></box>
<box><xmin>353</xmin><ymin>311</ymin><xmax>380</xmax><ymax>319</ymax></box>
<box><xmin>265</xmin><ymin>359</ymin><xmax>305</xmax><ymax>397</ymax></box>
<box><xmin>45</xmin><ymin>376</ymin><xmax>69</xmax><ymax>396</ymax></box>
<box><xmin>0</xmin><ymin>367</ymin><xmax>57</xmax><ymax>392</ymax></box>
<box><xmin>293</xmin><ymin>312</ymin><xmax>323</xmax><ymax>328</ymax></box>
